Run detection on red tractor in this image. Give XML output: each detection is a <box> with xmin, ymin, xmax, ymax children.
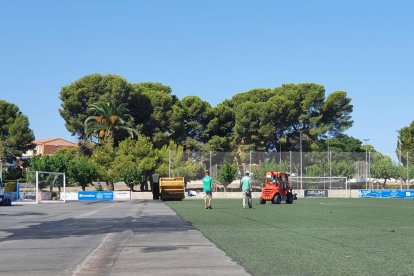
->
<box><xmin>260</xmin><ymin>171</ymin><xmax>294</xmax><ymax>204</ymax></box>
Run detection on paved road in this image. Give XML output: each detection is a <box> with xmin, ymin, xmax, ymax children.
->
<box><xmin>0</xmin><ymin>201</ymin><xmax>249</xmax><ymax>276</ymax></box>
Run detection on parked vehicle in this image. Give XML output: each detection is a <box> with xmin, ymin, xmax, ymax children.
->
<box><xmin>260</xmin><ymin>171</ymin><xmax>295</xmax><ymax>205</ymax></box>
<box><xmin>159</xmin><ymin>177</ymin><xmax>185</xmax><ymax>201</ymax></box>
<box><xmin>0</xmin><ymin>180</ymin><xmax>12</xmax><ymax>206</ymax></box>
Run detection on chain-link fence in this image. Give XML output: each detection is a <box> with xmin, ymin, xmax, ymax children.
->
<box><xmin>168</xmin><ymin>151</ymin><xmax>414</xmax><ymax>190</ymax></box>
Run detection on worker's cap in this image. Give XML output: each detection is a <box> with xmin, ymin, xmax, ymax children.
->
<box><xmin>245</xmin><ymin>171</ymin><xmax>250</xmax><ymax>175</ymax></box>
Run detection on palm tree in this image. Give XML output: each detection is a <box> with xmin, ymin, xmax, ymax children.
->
<box><xmin>84</xmin><ymin>100</ymin><xmax>138</xmax><ymax>142</ymax></box>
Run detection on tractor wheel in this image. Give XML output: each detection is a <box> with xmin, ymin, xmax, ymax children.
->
<box><xmin>272</xmin><ymin>194</ymin><xmax>282</xmax><ymax>204</ymax></box>
<box><xmin>259</xmin><ymin>197</ymin><xmax>266</xmax><ymax>204</ymax></box>
<box><xmin>286</xmin><ymin>192</ymin><xmax>294</xmax><ymax>204</ymax></box>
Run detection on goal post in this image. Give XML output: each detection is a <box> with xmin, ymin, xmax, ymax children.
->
<box><xmin>17</xmin><ymin>170</ymin><xmax>66</xmax><ymax>204</ymax></box>
<box><xmin>36</xmin><ymin>171</ymin><xmax>66</xmax><ymax>203</ymax></box>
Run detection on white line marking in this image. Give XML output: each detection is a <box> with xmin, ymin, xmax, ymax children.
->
<box><xmin>207</xmin><ymin>226</ymin><xmax>414</xmax><ymax>231</ymax></box>
<box><xmin>71</xmin><ymin>233</ymin><xmax>116</xmax><ymax>276</ymax></box>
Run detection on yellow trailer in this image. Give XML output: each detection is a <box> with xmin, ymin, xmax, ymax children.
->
<box><xmin>159</xmin><ymin>177</ymin><xmax>185</xmax><ymax>201</ymax></box>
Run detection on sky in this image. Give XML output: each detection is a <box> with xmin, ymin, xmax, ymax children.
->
<box><xmin>0</xmin><ymin>0</ymin><xmax>413</xmax><ymax>159</ymax></box>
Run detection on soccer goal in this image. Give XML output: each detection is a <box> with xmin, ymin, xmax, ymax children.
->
<box><xmin>17</xmin><ymin>170</ymin><xmax>66</xmax><ymax>204</ymax></box>
<box><xmin>289</xmin><ymin>176</ymin><xmax>348</xmax><ymax>191</ymax></box>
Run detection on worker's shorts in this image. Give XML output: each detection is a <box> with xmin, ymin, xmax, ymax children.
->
<box><xmin>204</xmin><ymin>191</ymin><xmax>212</xmax><ymax>198</ymax></box>
<box><xmin>243</xmin><ymin>190</ymin><xmax>252</xmax><ymax>198</ymax></box>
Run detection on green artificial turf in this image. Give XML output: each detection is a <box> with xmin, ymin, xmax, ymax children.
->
<box><xmin>167</xmin><ymin>198</ymin><xmax>414</xmax><ymax>276</ymax></box>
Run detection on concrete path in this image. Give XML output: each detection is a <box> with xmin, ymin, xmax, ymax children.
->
<box><xmin>0</xmin><ymin>201</ymin><xmax>249</xmax><ymax>276</ymax></box>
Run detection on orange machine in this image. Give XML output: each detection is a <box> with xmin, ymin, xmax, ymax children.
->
<box><xmin>260</xmin><ymin>171</ymin><xmax>294</xmax><ymax>204</ymax></box>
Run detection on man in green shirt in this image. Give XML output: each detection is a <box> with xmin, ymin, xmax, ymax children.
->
<box><xmin>240</xmin><ymin>171</ymin><xmax>252</xmax><ymax>209</ymax></box>
<box><xmin>202</xmin><ymin>170</ymin><xmax>214</xmax><ymax>209</ymax></box>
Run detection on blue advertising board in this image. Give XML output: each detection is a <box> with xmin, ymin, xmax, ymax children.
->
<box><xmin>360</xmin><ymin>190</ymin><xmax>414</xmax><ymax>198</ymax></box>
<box><xmin>78</xmin><ymin>191</ymin><xmax>114</xmax><ymax>201</ymax></box>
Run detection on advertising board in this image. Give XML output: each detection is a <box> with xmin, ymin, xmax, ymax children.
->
<box><xmin>78</xmin><ymin>191</ymin><xmax>114</xmax><ymax>201</ymax></box>
<box><xmin>60</xmin><ymin>192</ymin><xmax>79</xmax><ymax>200</ymax></box>
<box><xmin>304</xmin><ymin>190</ymin><xmax>328</xmax><ymax>197</ymax></box>
<box><xmin>114</xmin><ymin>191</ymin><xmax>130</xmax><ymax>200</ymax></box>
<box><xmin>360</xmin><ymin>190</ymin><xmax>414</xmax><ymax>198</ymax></box>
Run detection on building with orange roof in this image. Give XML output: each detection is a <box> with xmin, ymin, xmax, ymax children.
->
<box><xmin>23</xmin><ymin>138</ymin><xmax>78</xmax><ymax>157</ymax></box>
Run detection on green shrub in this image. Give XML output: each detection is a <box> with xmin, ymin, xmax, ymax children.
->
<box><xmin>4</xmin><ymin>181</ymin><xmax>17</xmax><ymax>192</ymax></box>
<box><xmin>95</xmin><ymin>183</ymin><xmax>103</xmax><ymax>191</ymax></box>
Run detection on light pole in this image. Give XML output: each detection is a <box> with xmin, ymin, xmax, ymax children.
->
<box><xmin>327</xmin><ymin>138</ymin><xmax>332</xmax><ymax>189</ymax></box>
<box><xmin>396</xmin><ymin>130</ymin><xmax>402</xmax><ymax>164</ymax></box>
<box><xmin>363</xmin><ymin>139</ymin><xmax>370</xmax><ymax>189</ymax></box>
<box><xmin>168</xmin><ymin>150</ymin><xmax>171</xmax><ymax>177</ymax></box>
<box><xmin>300</xmin><ymin>131</ymin><xmax>303</xmax><ymax>190</ymax></box>
<box><xmin>0</xmin><ymin>159</ymin><xmax>2</xmax><ymax>183</ymax></box>
<box><xmin>279</xmin><ymin>143</ymin><xmax>282</xmax><ymax>164</ymax></box>
<box><xmin>407</xmin><ymin>152</ymin><xmax>410</xmax><ymax>189</ymax></box>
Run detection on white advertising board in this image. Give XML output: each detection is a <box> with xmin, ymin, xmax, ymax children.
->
<box><xmin>60</xmin><ymin>192</ymin><xmax>79</xmax><ymax>200</ymax></box>
<box><xmin>114</xmin><ymin>191</ymin><xmax>131</xmax><ymax>200</ymax></box>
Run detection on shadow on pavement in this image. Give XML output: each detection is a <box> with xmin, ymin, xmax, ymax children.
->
<box><xmin>0</xmin><ymin>214</ymin><xmax>193</xmax><ymax>242</ymax></box>
<box><xmin>0</xmin><ymin>212</ymin><xmax>47</xmax><ymax>216</ymax></box>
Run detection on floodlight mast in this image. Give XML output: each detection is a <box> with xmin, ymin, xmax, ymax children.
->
<box><xmin>396</xmin><ymin>130</ymin><xmax>402</xmax><ymax>164</ymax></box>
<box><xmin>300</xmin><ymin>131</ymin><xmax>303</xmax><ymax>190</ymax></box>
<box><xmin>327</xmin><ymin>138</ymin><xmax>332</xmax><ymax>188</ymax></box>
<box><xmin>0</xmin><ymin>159</ymin><xmax>3</xmax><ymax>183</ymax></box>
<box><xmin>363</xmin><ymin>138</ymin><xmax>370</xmax><ymax>189</ymax></box>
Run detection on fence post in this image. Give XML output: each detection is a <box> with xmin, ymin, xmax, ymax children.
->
<box><xmin>329</xmin><ymin>151</ymin><xmax>332</xmax><ymax>190</ymax></box>
<box><xmin>63</xmin><ymin>173</ymin><xmax>66</xmax><ymax>203</ymax></box>
<box><xmin>209</xmin><ymin>151</ymin><xmax>212</xmax><ymax>172</ymax></box>
<box><xmin>168</xmin><ymin>150</ymin><xmax>171</xmax><ymax>177</ymax></box>
<box><xmin>300</xmin><ymin>136</ymin><xmax>303</xmax><ymax>191</ymax></box>
<box><xmin>368</xmin><ymin>151</ymin><xmax>371</xmax><ymax>189</ymax></box>
<box><xmin>346</xmin><ymin>178</ymin><xmax>348</xmax><ymax>198</ymax></box>
<box><xmin>407</xmin><ymin>152</ymin><xmax>410</xmax><ymax>189</ymax></box>
<box><xmin>249</xmin><ymin>151</ymin><xmax>252</xmax><ymax>173</ymax></box>
<box><xmin>35</xmin><ymin>171</ymin><xmax>39</xmax><ymax>204</ymax></box>
<box><xmin>210</xmin><ymin>151</ymin><xmax>215</xmax><ymax>192</ymax></box>
<box><xmin>349</xmin><ymin>178</ymin><xmax>352</xmax><ymax>198</ymax></box>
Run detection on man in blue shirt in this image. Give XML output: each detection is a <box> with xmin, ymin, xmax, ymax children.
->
<box><xmin>202</xmin><ymin>170</ymin><xmax>214</xmax><ymax>209</ymax></box>
<box><xmin>240</xmin><ymin>171</ymin><xmax>252</xmax><ymax>208</ymax></box>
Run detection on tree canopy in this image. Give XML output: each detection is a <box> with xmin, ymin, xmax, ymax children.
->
<box><xmin>323</xmin><ymin>135</ymin><xmax>364</xmax><ymax>152</ymax></box>
<box><xmin>0</xmin><ymin>100</ymin><xmax>34</xmax><ymax>160</ymax></box>
<box><xmin>397</xmin><ymin>121</ymin><xmax>414</xmax><ymax>164</ymax></box>
<box><xmin>59</xmin><ymin>74</ymin><xmax>135</xmax><ymax>139</ymax></box>
<box><xmin>370</xmin><ymin>152</ymin><xmax>399</xmax><ymax>185</ymax></box>
<box><xmin>228</xmin><ymin>83</ymin><xmax>353</xmax><ymax>152</ymax></box>
<box><xmin>84</xmin><ymin>100</ymin><xmax>138</xmax><ymax>143</ymax></box>
<box><xmin>217</xmin><ymin>161</ymin><xmax>238</xmax><ymax>191</ymax></box>
<box><xmin>60</xmin><ymin>74</ymin><xmax>356</xmax><ymax>154</ymax></box>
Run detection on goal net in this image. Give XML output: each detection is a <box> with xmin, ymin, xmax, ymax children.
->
<box><xmin>17</xmin><ymin>170</ymin><xmax>66</xmax><ymax>204</ymax></box>
<box><xmin>289</xmin><ymin>176</ymin><xmax>348</xmax><ymax>190</ymax></box>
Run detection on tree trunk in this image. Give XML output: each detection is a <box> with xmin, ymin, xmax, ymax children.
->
<box><xmin>107</xmin><ymin>182</ymin><xmax>114</xmax><ymax>191</ymax></box>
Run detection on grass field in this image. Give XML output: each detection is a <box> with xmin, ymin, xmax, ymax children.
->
<box><xmin>167</xmin><ymin>198</ymin><xmax>414</xmax><ymax>275</ymax></box>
